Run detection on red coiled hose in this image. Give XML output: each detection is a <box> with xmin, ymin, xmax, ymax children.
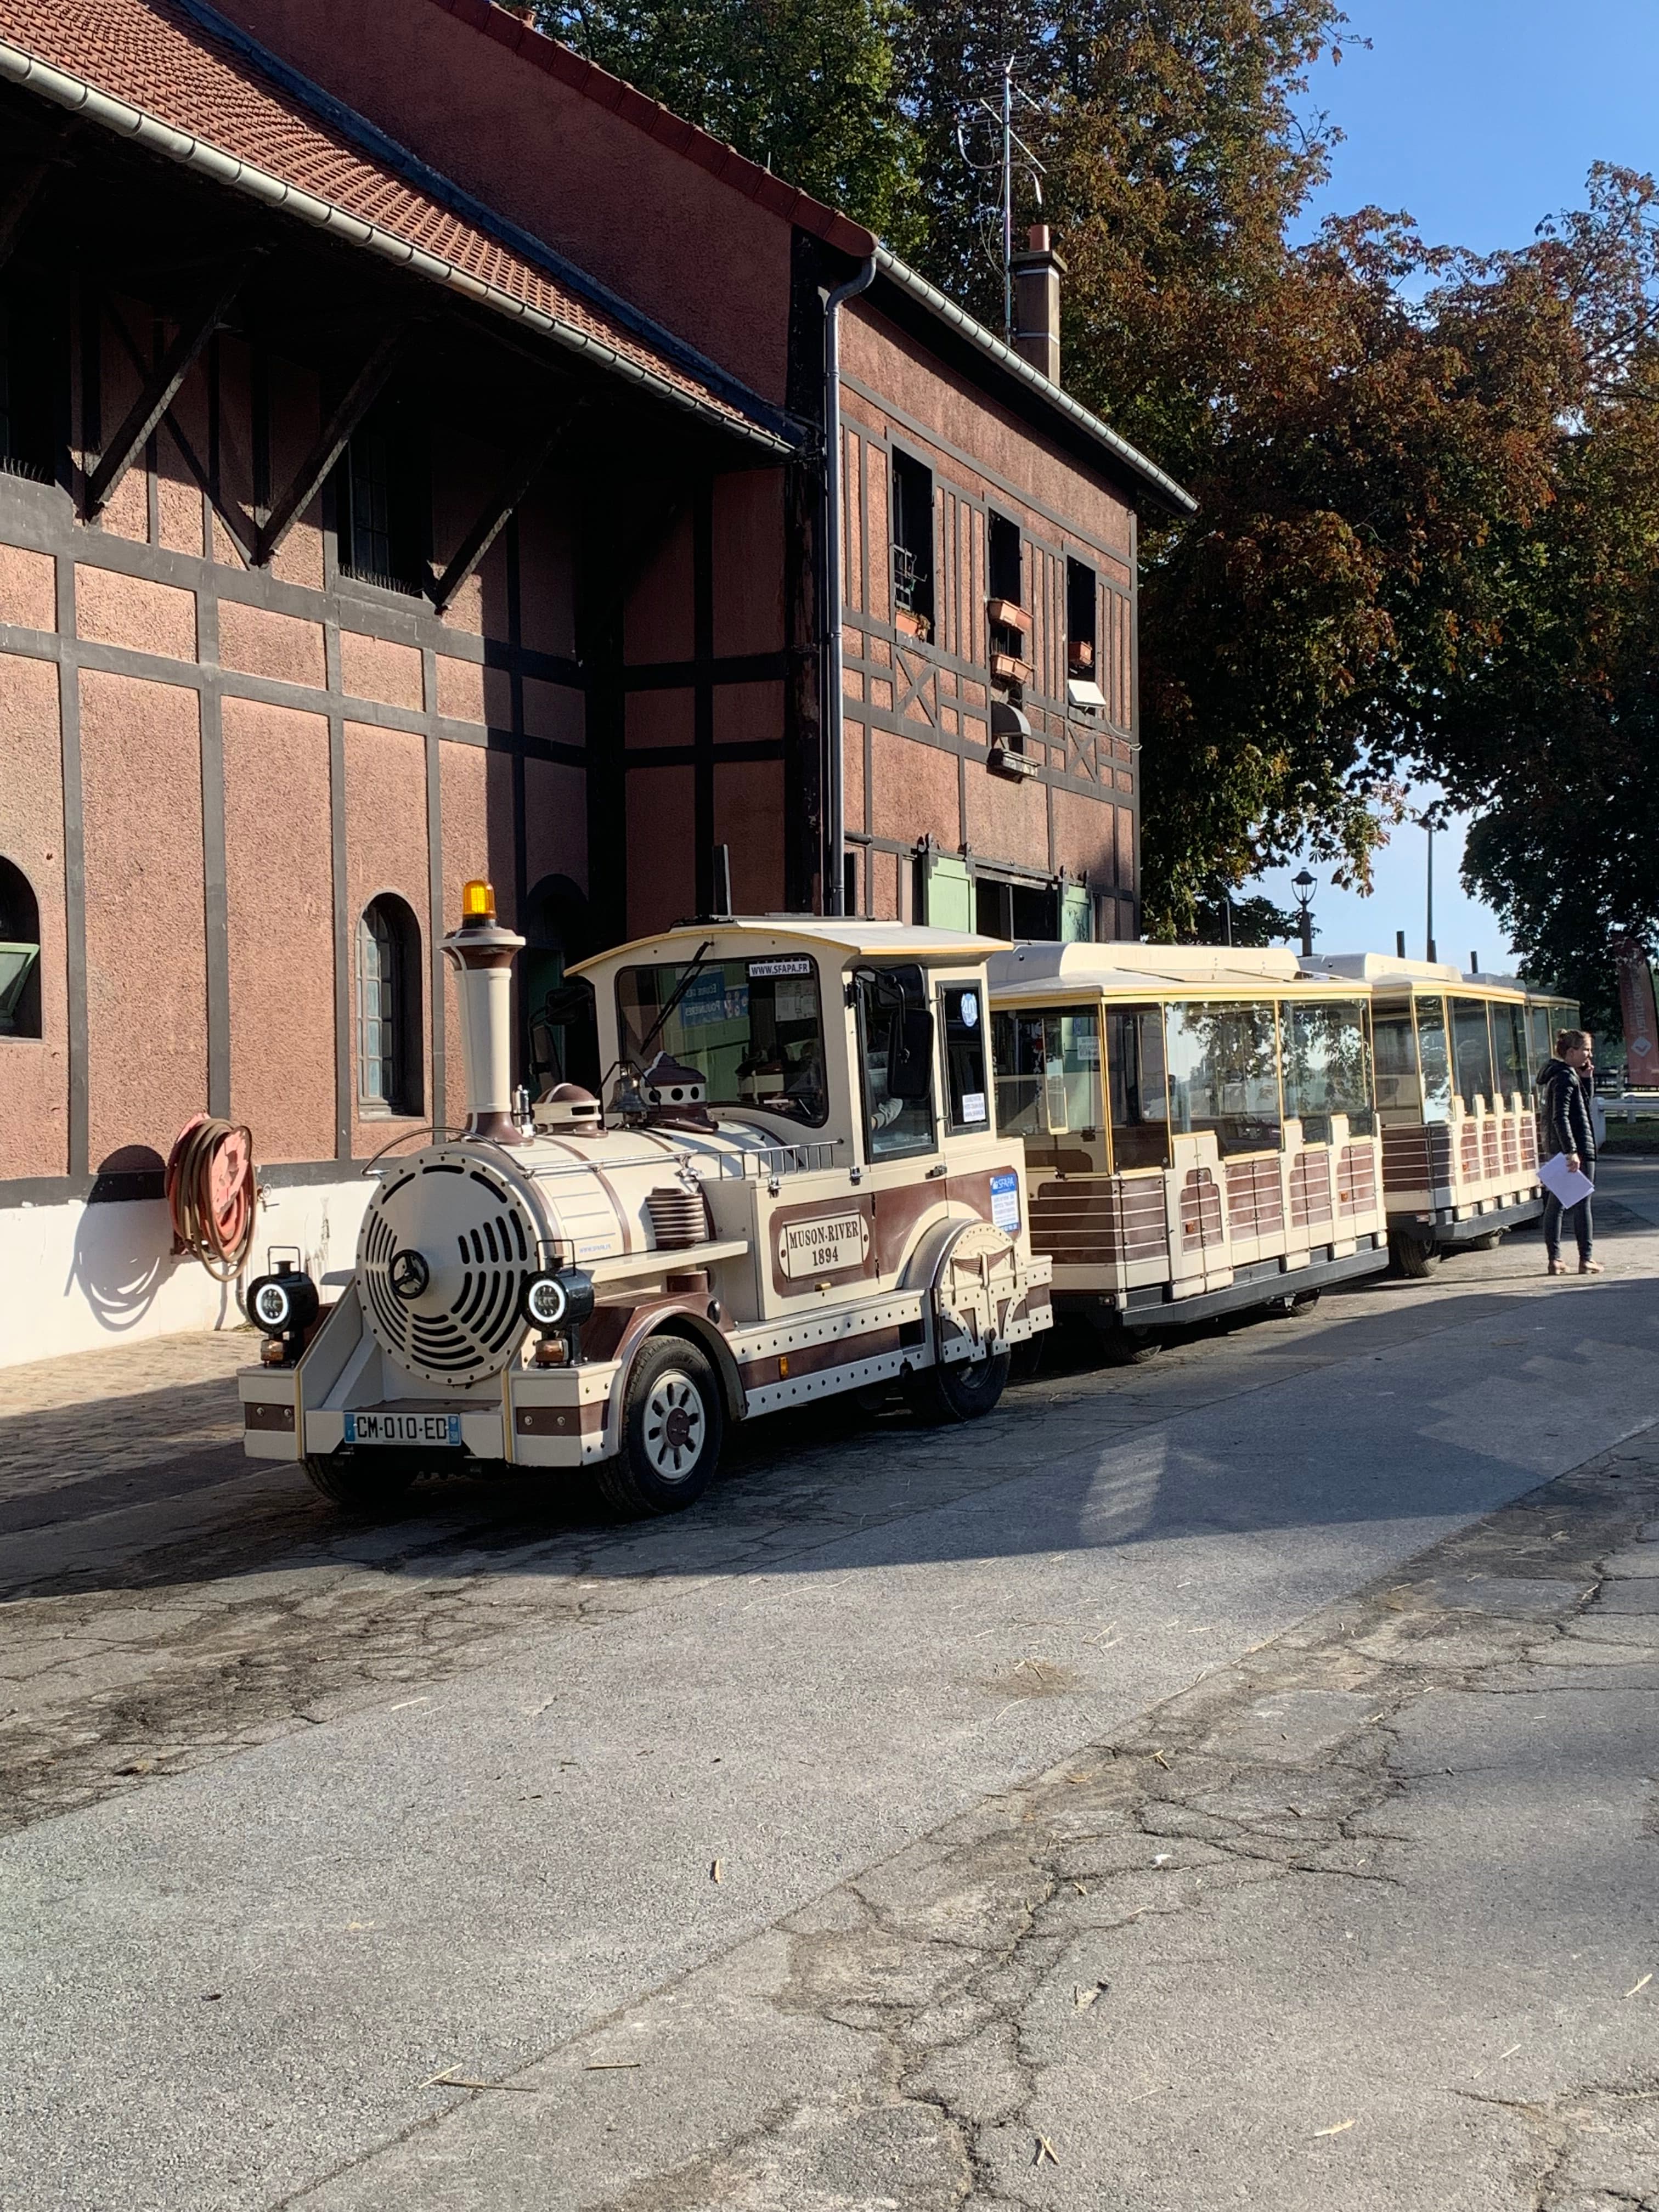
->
<box><xmin>165</xmin><ymin>1114</ymin><xmax>257</xmax><ymax>1282</ymax></box>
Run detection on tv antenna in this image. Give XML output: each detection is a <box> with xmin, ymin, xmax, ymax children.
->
<box><xmin>957</xmin><ymin>59</ymin><xmax>1047</xmax><ymax>344</ymax></box>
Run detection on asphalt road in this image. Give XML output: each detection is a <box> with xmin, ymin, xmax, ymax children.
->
<box><xmin>3</xmin><ymin>1162</ymin><xmax>1658</xmax><ymax>2211</ymax></box>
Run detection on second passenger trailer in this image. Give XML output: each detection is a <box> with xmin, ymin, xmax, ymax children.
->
<box><xmin>987</xmin><ymin>943</ymin><xmax>1390</xmax><ymax>1351</ymax></box>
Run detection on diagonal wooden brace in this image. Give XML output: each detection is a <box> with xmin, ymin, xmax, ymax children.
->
<box><xmin>254</xmin><ymin>324</ymin><xmax>410</xmax><ymax>567</ymax></box>
<box><xmin>85</xmin><ymin>261</ymin><xmax>250</xmax><ymax>516</ymax></box>
<box><xmin>0</xmin><ymin>123</ymin><xmax>74</xmax><ymax>279</ymax></box>
<box><xmin>431</xmin><ymin>411</ymin><xmax>573</xmax><ymax>613</ymax></box>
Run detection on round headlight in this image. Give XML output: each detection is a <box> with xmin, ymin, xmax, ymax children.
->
<box><xmin>247</xmin><ymin>1268</ymin><xmax>319</xmax><ymax>1338</ymax></box>
<box><xmin>523</xmin><ymin>1273</ymin><xmax>568</xmax><ymax>1329</ymax></box>
<box><xmin>520</xmin><ymin>1267</ymin><xmax>596</xmax><ymax>1333</ymax></box>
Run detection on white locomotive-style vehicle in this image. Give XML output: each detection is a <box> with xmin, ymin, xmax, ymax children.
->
<box><xmin>240</xmin><ymin>881</ymin><xmax>1053</xmax><ymax>1514</ymax></box>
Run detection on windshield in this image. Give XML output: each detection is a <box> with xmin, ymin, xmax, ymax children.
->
<box><xmin>1282</xmin><ymin>999</ymin><xmax>1374</xmax><ymax>1143</ymax></box>
<box><xmin>616</xmin><ymin>955</ymin><xmax>827</xmax><ymax>1125</ymax></box>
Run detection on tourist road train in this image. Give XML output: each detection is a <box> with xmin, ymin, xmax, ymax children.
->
<box><xmin>238</xmin><ymin>885</ymin><xmax>1576</xmax><ymax>1512</ymax></box>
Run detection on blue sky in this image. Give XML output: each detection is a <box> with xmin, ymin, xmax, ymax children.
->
<box><xmin>1250</xmin><ymin>1</ymin><xmax>1659</xmax><ymax>966</ymax></box>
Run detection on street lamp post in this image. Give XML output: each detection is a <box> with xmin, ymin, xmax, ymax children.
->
<box><xmin>1292</xmin><ymin>869</ymin><xmax>1316</xmax><ymax>960</ymax></box>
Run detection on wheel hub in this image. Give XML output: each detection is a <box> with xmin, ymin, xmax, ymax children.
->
<box><xmin>643</xmin><ymin>1373</ymin><xmax>704</xmax><ymax>1479</ymax></box>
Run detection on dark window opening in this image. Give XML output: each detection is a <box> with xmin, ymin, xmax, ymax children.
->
<box><xmin>891</xmin><ymin>449</ymin><xmax>934</xmax><ymax>637</ymax></box>
<box><xmin>843</xmin><ymin>849</ymin><xmax>860</xmax><ymax>919</ymax></box>
<box><xmin>0</xmin><ymin>280</ymin><xmax>59</xmax><ymax>484</ymax></box>
<box><xmin>356</xmin><ymin>894</ymin><xmax>424</xmax><ymax>1116</ymax></box>
<box><xmin>1066</xmin><ymin>557</ymin><xmax>1097</xmax><ymax>675</ymax></box>
<box><xmin>975</xmin><ymin>876</ymin><xmax>1059</xmax><ymax>943</ymax></box>
<box><xmin>0</xmin><ymin>856</ymin><xmax>42</xmax><ymax>1038</ymax></box>
<box><xmin>523</xmin><ymin>877</ymin><xmax>598</xmax><ymax>1096</ymax></box>
<box><xmin>340</xmin><ymin>396</ymin><xmax>428</xmax><ymax>594</ymax></box>
<box><xmin>988</xmin><ymin>511</ymin><xmax>1022</xmax><ymax>606</ymax></box>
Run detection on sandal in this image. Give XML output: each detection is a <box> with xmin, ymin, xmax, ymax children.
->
<box><xmin>1548</xmin><ymin>1259</ymin><xmax>1568</xmax><ymax>1275</ymax></box>
<box><xmin>1579</xmin><ymin>1260</ymin><xmax>1604</xmax><ymax>1275</ymax></box>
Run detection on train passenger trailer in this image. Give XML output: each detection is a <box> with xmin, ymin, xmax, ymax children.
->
<box><xmin>987</xmin><ymin>943</ymin><xmax>1390</xmax><ymax>1357</ymax></box>
<box><xmin>1307</xmin><ymin>955</ymin><xmax>1546</xmax><ymax>1276</ymax></box>
<box><xmin>239</xmin><ymin>883</ymin><xmax>1053</xmax><ymax>1514</ymax></box>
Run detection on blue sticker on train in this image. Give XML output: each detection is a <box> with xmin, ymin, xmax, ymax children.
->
<box><xmin>990</xmin><ymin>1171</ymin><xmax>1020</xmax><ymax>1234</ymax></box>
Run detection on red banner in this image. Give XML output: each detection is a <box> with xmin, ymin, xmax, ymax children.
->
<box><xmin>1617</xmin><ymin>941</ymin><xmax>1659</xmax><ymax>1086</ymax></box>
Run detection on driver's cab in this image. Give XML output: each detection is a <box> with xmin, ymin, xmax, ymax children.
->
<box><xmin>572</xmin><ymin>918</ymin><xmax>1039</xmax><ymax>1327</ymax></box>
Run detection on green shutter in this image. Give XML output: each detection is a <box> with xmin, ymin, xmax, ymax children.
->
<box><xmin>1060</xmin><ymin>884</ymin><xmax>1093</xmax><ymax>942</ymax></box>
<box><xmin>923</xmin><ymin>853</ymin><xmax>974</xmax><ymax>932</ymax></box>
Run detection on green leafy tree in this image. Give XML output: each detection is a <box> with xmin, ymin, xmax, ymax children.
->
<box><xmin>540</xmin><ymin>0</ymin><xmax>926</xmax><ymax>250</ymax></box>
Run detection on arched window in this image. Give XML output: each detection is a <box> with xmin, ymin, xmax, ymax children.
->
<box><xmin>0</xmin><ymin>856</ymin><xmax>41</xmax><ymax>1039</ymax></box>
<box><xmin>356</xmin><ymin>894</ymin><xmax>422</xmax><ymax>1116</ymax></box>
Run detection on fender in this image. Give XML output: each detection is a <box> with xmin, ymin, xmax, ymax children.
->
<box><xmin>600</xmin><ymin>1297</ymin><xmax>747</xmax><ymax>1455</ymax></box>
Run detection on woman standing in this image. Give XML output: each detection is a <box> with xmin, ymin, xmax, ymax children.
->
<box><xmin>1538</xmin><ymin>1029</ymin><xmax>1602</xmax><ymax>1276</ymax></box>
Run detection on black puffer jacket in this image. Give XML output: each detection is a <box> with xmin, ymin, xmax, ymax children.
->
<box><xmin>1538</xmin><ymin>1057</ymin><xmax>1596</xmax><ymax>1169</ymax></box>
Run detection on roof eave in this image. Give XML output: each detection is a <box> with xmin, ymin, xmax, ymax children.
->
<box><xmin>0</xmin><ymin>35</ymin><xmax>796</xmax><ymax>460</ymax></box>
<box><xmin>868</xmin><ymin>249</ymin><xmax>1197</xmax><ymax>521</ymax></box>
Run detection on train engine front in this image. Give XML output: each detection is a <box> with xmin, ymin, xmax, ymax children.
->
<box><xmin>240</xmin><ymin>881</ymin><xmax>1053</xmax><ymax>1515</ymax></box>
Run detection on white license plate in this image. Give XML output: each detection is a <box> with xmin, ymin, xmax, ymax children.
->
<box><xmin>345</xmin><ymin>1412</ymin><xmax>462</xmax><ymax>1447</ymax></box>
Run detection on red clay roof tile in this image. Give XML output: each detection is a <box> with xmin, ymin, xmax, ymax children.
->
<box><xmin>0</xmin><ymin>0</ymin><xmax>788</xmax><ymax>441</ymax></box>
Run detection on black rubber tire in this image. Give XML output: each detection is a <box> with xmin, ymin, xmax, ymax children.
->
<box><xmin>1092</xmin><ymin>1322</ymin><xmax>1162</xmax><ymax>1366</ymax></box>
<box><xmin>1468</xmin><ymin>1230</ymin><xmax>1504</xmax><ymax>1252</ymax></box>
<box><xmin>302</xmin><ymin>1451</ymin><xmax>420</xmax><ymax>1511</ymax></box>
<box><xmin>1268</xmin><ymin>1288</ymin><xmax>1322</xmax><ymax>1318</ymax></box>
<box><xmin>598</xmin><ymin>1334</ymin><xmax>724</xmax><ymax>1516</ymax></box>
<box><xmin>1008</xmin><ymin>1333</ymin><xmax>1046</xmax><ymax>1382</ymax></box>
<box><xmin>1390</xmin><ymin>1231</ymin><xmax>1441</xmax><ymax>1279</ymax></box>
<box><xmin>905</xmin><ymin>1348</ymin><xmax>1012</xmax><ymax>1424</ymax></box>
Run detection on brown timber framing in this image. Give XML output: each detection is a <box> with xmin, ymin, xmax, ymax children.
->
<box><xmin>431</xmin><ymin>411</ymin><xmax>572</xmax><ymax>616</ymax></box>
<box><xmin>253</xmin><ymin>320</ymin><xmax>411</xmax><ymax>567</ymax></box>
<box><xmin>84</xmin><ymin>259</ymin><xmax>254</xmax><ymax>516</ymax></box>
<box><xmin>0</xmin><ymin>119</ymin><xmax>72</xmax><ymax>278</ymax></box>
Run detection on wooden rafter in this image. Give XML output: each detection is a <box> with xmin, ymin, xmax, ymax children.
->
<box><xmin>431</xmin><ymin>408</ymin><xmax>574</xmax><ymax>613</ymax></box>
<box><xmin>86</xmin><ymin>261</ymin><xmax>251</xmax><ymax>516</ymax></box>
<box><xmin>253</xmin><ymin>323</ymin><xmax>411</xmax><ymax>567</ymax></box>
<box><xmin>0</xmin><ymin>122</ymin><xmax>74</xmax><ymax>280</ymax></box>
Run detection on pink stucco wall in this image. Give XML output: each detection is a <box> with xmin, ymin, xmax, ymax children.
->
<box><xmin>78</xmin><ymin>672</ymin><xmax>207</xmax><ymax>1169</ymax></box>
<box><xmin>223</xmin><ymin>698</ymin><xmax>336</xmax><ymax>1162</ymax></box>
<box><xmin>0</xmin><ymin>648</ymin><xmax>68</xmax><ymax>1178</ymax></box>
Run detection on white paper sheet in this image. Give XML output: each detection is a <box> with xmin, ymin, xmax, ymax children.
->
<box><xmin>1539</xmin><ymin>1152</ymin><xmax>1594</xmax><ymax>1207</ymax></box>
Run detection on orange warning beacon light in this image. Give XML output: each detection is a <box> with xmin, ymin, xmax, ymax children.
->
<box><xmin>461</xmin><ymin>876</ymin><xmax>496</xmax><ymax>924</ymax></box>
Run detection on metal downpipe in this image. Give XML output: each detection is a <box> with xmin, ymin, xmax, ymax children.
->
<box><xmin>822</xmin><ymin>252</ymin><xmax>876</xmax><ymax>915</ymax></box>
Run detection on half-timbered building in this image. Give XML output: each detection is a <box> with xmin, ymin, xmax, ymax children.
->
<box><xmin>0</xmin><ymin>0</ymin><xmax>1191</xmax><ymax>1359</ymax></box>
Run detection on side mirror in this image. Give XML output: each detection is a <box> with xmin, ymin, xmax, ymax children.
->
<box><xmin>887</xmin><ymin>1006</ymin><xmax>935</xmax><ymax>1101</ymax></box>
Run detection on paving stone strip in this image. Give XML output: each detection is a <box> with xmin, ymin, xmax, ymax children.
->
<box><xmin>285</xmin><ymin>1432</ymin><xmax>1659</xmax><ymax>2212</ymax></box>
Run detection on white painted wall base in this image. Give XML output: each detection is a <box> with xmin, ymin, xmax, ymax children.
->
<box><xmin>0</xmin><ymin>1178</ymin><xmax>373</xmax><ymax>1370</ymax></box>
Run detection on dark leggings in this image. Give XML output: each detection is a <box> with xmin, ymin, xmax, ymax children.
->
<box><xmin>1543</xmin><ymin>1190</ymin><xmax>1594</xmax><ymax>1263</ymax></box>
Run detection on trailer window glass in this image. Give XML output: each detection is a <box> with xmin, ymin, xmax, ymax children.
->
<box><xmin>616</xmin><ymin>956</ymin><xmax>827</xmax><ymax>1125</ymax></box>
<box><xmin>1526</xmin><ymin>1003</ymin><xmax>1554</xmax><ymax>1080</ymax></box>
<box><xmin>855</xmin><ymin>962</ymin><xmax>934</xmax><ymax>1159</ymax></box>
<box><xmin>1165</xmin><ymin>1001</ymin><xmax>1282</xmax><ymax>1156</ymax></box>
<box><xmin>1452</xmin><ymin>997</ymin><xmax>1497</xmax><ymax>1110</ymax></box>
<box><xmin>1493</xmin><ymin>1001</ymin><xmax>1529</xmax><ymax>1102</ymax></box>
<box><xmin>1282</xmin><ymin>999</ymin><xmax>1374</xmax><ymax>1142</ymax></box>
<box><xmin>991</xmin><ymin>1007</ymin><xmax>1102</xmax><ymax>1138</ymax></box>
<box><xmin>1415</xmin><ymin>996</ymin><xmax>1453</xmax><ymax>1122</ymax></box>
<box><xmin>1106</xmin><ymin>1007</ymin><xmax>1169</xmax><ymax>1169</ymax></box>
<box><xmin>1371</xmin><ymin>1002</ymin><xmax>1420</xmax><ymax>1113</ymax></box>
<box><xmin>941</xmin><ymin>984</ymin><xmax>991</xmax><ymax>1132</ymax></box>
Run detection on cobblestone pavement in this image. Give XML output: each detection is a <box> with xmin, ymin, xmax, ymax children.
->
<box><xmin>2</xmin><ymin>1170</ymin><xmax>1657</xmax><ymax>2209</ymax></box>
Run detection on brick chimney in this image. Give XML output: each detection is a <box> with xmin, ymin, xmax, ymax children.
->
<box><xmin>1011</xmin><ymin>224</ymin><xmax>1065</xmax><ymax>385</ymax></box>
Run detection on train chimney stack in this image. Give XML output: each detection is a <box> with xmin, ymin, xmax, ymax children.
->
<box><xmin>442</xmin><ymin>878</ymin><xmax>526</xmax><ymax>1143</ymax></box>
